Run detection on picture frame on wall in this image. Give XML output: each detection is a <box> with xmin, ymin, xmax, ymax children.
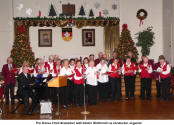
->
<box><xmin>38</xmin><ymin>29</ymin><xmax>52</xmax><ymax>47</ymax></box>
<box><xmin>82</xmin><ymin>29</ymin><xmax>95</xmax><ymax>46</ymax></box>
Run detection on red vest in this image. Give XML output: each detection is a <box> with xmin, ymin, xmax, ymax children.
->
<box><xmin>124</xmin><ymin>63</ymin><xmax>135</xmax><ymax>76</ymax></box>
<box><xmin>160</xmin><ymin>63</ymin><xmax>171</xmax><ymax>79</ymax></box>
<box><xmin>109</xmin><ymin>64</ymin><xmax>120</xmax><ymax>78</ymax></box>
<box><xmin>45</xmin><ymin>62</ymin><xmax>56</xmax><ymax>73</ymax></box>
<box><xmin>74</xmin><ymin>67</ymin><xmax>84</xmax><ymax>85</ymax></box>
<box><xmin>35</xmin><ymin>65</ymin><xmax>47</xmax><ymax>74</ymax></box>
<box><xmin>139</xmin><ymin>63</ymin><xmax>151</xmax><ymax>78</ymax></box>
<box><xmin>53</xmin><ymin>64</ymin><xmax>62</xmax><ymax>77</ymax></box>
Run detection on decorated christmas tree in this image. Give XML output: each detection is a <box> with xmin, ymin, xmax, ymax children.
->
<box><xmin>79</xmin><ymin>5</ymin><xmax>85</xmax><ymax>16</ymax></box>
<box><xmin>10</xmin><ymin>25</ymin><xmax>35</xmax><ymax>67</ymax></box>
<box><xmin>117</xmin><ymin>24</ymin><xmax>139</xmax><ymax>60</ymax></box>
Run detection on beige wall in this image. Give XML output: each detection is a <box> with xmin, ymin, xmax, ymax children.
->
<box><xmin>120</xmin><ymin>0</ymin><xmax>164</xmax><ymax>62</ymax></box>
<box><xmin>0</xmin><ymin>0</ymin><xmax>13</xmax><ymax>70</ymax></box>
<box><xmin>0</xmin><ymin>0</ymin><xmax>167</xmax><ymax>69</ymax></box>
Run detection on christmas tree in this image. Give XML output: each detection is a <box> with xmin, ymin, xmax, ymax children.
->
<box><xmin>10</xmin><ymin>25</ymin><xmax>35</xmax><ymax>67</ymax></box>
<box><xmin>49</xmin><ymin>4</ymin><xmax>57</xmax><ymax>17</ymax></box>
<box><xmin>79</xmin><ymin>5</ymin><xmax>85</xmax><ymax>16</ymax></box>
<box><xmin>117</xmin><ymin>24</ymin><xmax>139</xmax><ymax>60</ymax></box>
<box><xmin>89</xmin><ymin>9</ymin><xmax>94</xmax><ymax>17</ymax></box>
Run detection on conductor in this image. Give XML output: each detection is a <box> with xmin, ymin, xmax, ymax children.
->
<box><xmin>17</xmin><ymin>66</ymin><xmax>37</xmax><ymax>115</ymax></box>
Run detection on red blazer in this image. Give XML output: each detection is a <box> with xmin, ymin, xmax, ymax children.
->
<box><xmin>1</xmin><ymin>64</ymin><xmax>17</xmax><ymax>84</ymax></box>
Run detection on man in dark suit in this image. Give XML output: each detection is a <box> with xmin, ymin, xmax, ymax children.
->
<box><xmin>1</xmin><ymin>57</ymin><xmax>17</xmax><ymax>105</ymax></box>
<box><xmin>17</xmin><ymin>66</ymin><xmax>37</xmax><ymax>115</ymax></box>
<box><xmin>95</xmin><ymin>52</ymin><xmax>103</xmax><ymax>66</ymax></box>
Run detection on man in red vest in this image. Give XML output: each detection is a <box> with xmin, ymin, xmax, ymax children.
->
<box><xmin>157</xmin><ymin>55</ymin><xmax>171</xmax><ymax>100</ymax></box>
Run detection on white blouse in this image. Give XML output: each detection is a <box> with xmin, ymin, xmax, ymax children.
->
<box><xmin>59</xmin><ymin>67</ymin><xmax>72</xmax><ymax>80</ymax></box>
<box><xmin>85</xmin><ymin>67</ymin><xmax>98</xmax><ymax>86</ymax></box>
<box><xmin>96</xmin><ymin>63</ymin><xmax>109</xmax><ymax>83</ymax></box>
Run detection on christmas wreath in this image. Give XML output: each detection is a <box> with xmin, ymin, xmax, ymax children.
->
<box><xmin>136</xmin><ymin>9</ymin><xmax>147</xmax><ymax>26</ymax></box>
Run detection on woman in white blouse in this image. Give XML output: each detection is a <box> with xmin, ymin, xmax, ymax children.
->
<box><xmin>96</xmin><ymin>58</ymin><xmax>109</xmax><ymax>102</ymax></box>
<box><xmin>85</xmin><ymin>60</ymin><xmax>98</xmax><ymax>105</ymax></box>
<box><xmin>59</xmin><ymin>59</ymin><xmax>73</xmax><ymax>108</ymax></box>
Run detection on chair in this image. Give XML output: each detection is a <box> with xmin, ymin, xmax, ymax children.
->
<box><xmin>11</xmin><ymin>77</ymin><xmax>24</xmax><ymax>114</ymax></box>
<box><xmin>11</xmin><ymin>94</ymin><xmax>24</xmax><ymax>114</ymax></box>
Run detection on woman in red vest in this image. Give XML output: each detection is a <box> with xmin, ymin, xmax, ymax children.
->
<box><xmin>122</xmin><ymin>57</ymin><xmax>136</xmax><ymax>100</ymax></box>
<box><xmin>157</xmin><ymin>55</ymin><xmax>171</xmax><ymax>100</ymax></box>
<box><xmin>108</xmin><ymin>58</ymin><xmax>122</xmax><ymax>101</ymax></box>
<box><xmin>74</xmin><ymin>60</ymin><xmax>84</xmax><ymax>106</ymax></box>
<box><xmin>139</xmin><ymin>56</ymin><xmax>153</xmax><ymax>100</ymax></box>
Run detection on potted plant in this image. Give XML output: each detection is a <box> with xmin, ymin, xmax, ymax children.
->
<box><xmin>135</xmin><ymin>27</ymin><xmax>155</xmax><ymax>56</ymax></box>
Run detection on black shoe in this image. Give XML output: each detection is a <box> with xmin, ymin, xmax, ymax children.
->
<box><xmin>11</xmin><ymin>101</ymin><xmax>15</xmax><ymax>105</ymax></box>
<box><xmin>24</xmin><ymin>111</ymin><xmax>32</xmax><ymax>115</ymax></box>
<box><xmin>6</xmin><ymin>102</ymin><xmax>9</xmax><ymax>105</ymax></box>
<box><xmin>63</xmin><ymin>105</ymin><xmax>67</xmax><ymax>108</ymax></box>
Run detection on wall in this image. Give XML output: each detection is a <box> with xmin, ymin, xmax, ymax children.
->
<box><xmin>0</xmin><ymin>0</ymin><xmax>13</xmax><ymax>70</ymax></box>
<box><xmin>0</xmin><ymin>0</ymin><xmax>166</xmax><ymax>69</ymax></box>
<box><xmin>13</xmin><ymin>0</ymin><xmax>120</xmax><ymax>59</ymax></box>
<box><xmin>30</xmin><ymin>26</ymin><xmax>104</xmax><ymax>59</ymax></box>
<box><xmin>119</xmin><ymin>0</ymin><xmax>163</xmax><ymax>62</ymax></box>
<box><xmin>163</xmin><ymin>0</ymin><xmax>173</xmax><ymax>64</ymax></box>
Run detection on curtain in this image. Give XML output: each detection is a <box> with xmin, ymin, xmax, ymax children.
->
<box><xmin>104</xmin><ymin>24</ymin><xmax>119</xmax><ymax>58</ymax></box>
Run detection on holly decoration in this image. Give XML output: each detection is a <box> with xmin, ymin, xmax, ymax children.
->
<box><xmin>117</xmin><ymin>24</ymin><xmax>139</xmax><ymax>60</ymax></box>
<box><xmin>49</xmin><ymin>4</ymin><xmax>57</xmax><ymax>17</ymax></box>
<box><xmin>11</xmin><ymin>25</ymin><xmax>35</xmax><ymax>67</ymax></box>
<box><xmin>79</xmin><ymin>5</ymin><xmax>85</xmax><ymax>16</ymax></box>
<box><xmin>89</xmin><ymin>9</ymin><xmax>94</xmax><ymax>17</ymax></box>
<box><xmin>136</xmin><ymin>9</ymin><xmax>147</xmax><ymax>26</ymax></box>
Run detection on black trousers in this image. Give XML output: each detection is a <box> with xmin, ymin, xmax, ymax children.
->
<box><xmin>156</xmin><ymin>80</ymin><xmax>162</xmax><ymax>98</ymax></box>
<box><xmin>140</xmin><ymin>78</ymin><xmax>152</xmax><ymax>99</ymax></box>
<box><xmin>161</xmin><ymin>77</ymin><xmax>171</xmax><ymax>100</ymax></box>
<box><xmin>87</xmin><ymin>84</ymin><xmax>97</xmax><ymax>105</ymax></box>
<box><xmin>22</xmin><ymin>91</ymin><xmax>37</xmax><ymax>113</ymax></box>
<box><xmin>110</xmin><ymin>77</ymin><xmax>122</xmax><ymax>100</ymax></box>
<box><xmin>74</xmin><ymin>84</ymin><xmax>84</xmax><ymax>105</ymax></box>
<box><xmin>60</xmin><ymin>86</ymin><xmax>68</xmax><ymax>106</ymax></box>
<box><xmin>124</xmin><ymin>75</ymin><xmax>135</xmax><ymax>98</ymax></box>
<box><xmin>98</xmin><ymin>82</ymin><xmax>108</xmax><ymax>102</ymax></box>
<box><xmin>5</xmin><ymin>84</ymin><xmax>15</xmax><ymax>104</ymax></box>
<box><xmin>67</xmin><ymin>80</ymin><xmax>74</xmax><ymax>105</ymax></box>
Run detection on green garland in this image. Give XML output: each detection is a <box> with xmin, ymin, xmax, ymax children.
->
<box><xmin>14</xmin><ymin>16</ymin><xmax>119</xmax><ymax>21</ymax></box>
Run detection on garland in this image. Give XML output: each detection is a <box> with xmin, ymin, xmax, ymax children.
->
<box><xmin>136</xmin><ymin>9</ymin><xmax>147</xmax><ymax>26</ymax></box>
<box><xmin>14</xmin><ymin>17</ymin><xmax>119</xmax><ymax>28</ymax></box>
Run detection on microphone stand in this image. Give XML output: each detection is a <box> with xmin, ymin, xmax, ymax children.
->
<box><xmin>81</xmin><ymin>64</ymin><xmax>90</xmax><ymax>115</ymax></box>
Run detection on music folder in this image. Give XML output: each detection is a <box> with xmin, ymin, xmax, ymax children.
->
<box><xmin>47</xmin><ymin>76</ymin><xmax>67</xmax><ymax>88</ymax></box>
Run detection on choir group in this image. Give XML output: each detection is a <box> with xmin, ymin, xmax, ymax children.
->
<box><xmin>0</xmin><ymin>51</ymin><xmax>172</xmax><ymax>115</ymax></box>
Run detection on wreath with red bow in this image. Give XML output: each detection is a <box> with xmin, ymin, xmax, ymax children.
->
<box><xmin>136</xmin><ymin>9</ymin><xmax>147</xmax><ymax>26</ymax></box>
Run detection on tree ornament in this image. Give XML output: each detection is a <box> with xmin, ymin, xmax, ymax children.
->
<box><xmin>49</xmin><ymin>4</ymin><xmax>57</xmax><ymax>17</ymax></box>
<box><xmin>79</xmin><ymin>5</ymin><xmax>85</xmax><ymax>16</ymax></box>
<box><xmin>89</xmin><ymin>9</ymin><xmax>94</xmax><ymax>17</ymax></box>
<box><xmin>26</xmin><ymin>8</ymin><xmax>32</xmax><ymax>16</ymax></box>
<box><xmin>136</xmin><ymin>9</ymin><xmax>147</xmax><ymax>26</ymax></box>
<box><xmin>103</xmin><ymin>9</ymin><xmax>109</xmax><ymax>16</ymax></box>
<box><xmin>112</xmin><ymin>4</ymin><xmax>117</xmax><ymax>10</ymax></box>
<box><xmin>94</xmin><ymin>2</ymin><xmax>100</xmax><ymax>9</ymax></box>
